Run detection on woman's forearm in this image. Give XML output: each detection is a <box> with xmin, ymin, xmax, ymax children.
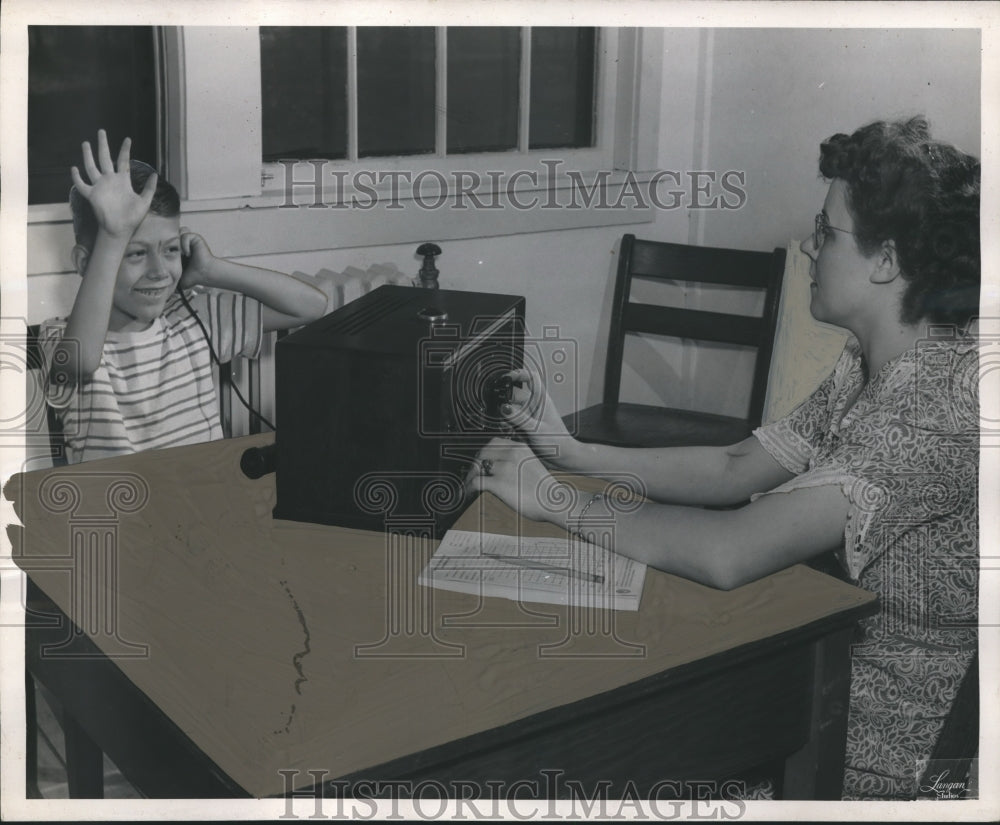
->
<box><xmin>548</xmin><ymin>481</ymin><xmax>848</xmax><ymax>590</ymax></box>
<box><xmin>471</xmin><ymin>437</ymin><xmax>845</xmax><ymax>591</ymax></box>
<box><xmin>553</xmin><ymin>436</ymin><xmax>793</xmax><ymax>506</ymax></box>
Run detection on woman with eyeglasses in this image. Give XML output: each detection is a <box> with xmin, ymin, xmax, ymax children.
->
<box><xmin>468</xmin><ymin>116</ymin><xmax>979</xmax><ymax>800</ymax></box>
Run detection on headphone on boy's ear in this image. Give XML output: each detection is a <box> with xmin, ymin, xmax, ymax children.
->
<box><xmin>177</xmin><ymin>289</ymin><xmax>277</xmax><ymax>434</ymax></box>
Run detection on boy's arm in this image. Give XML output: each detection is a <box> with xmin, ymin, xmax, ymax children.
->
<box><xmin>58</xmin><ymin>232</ymin><xmax>131</xmax><ymax>380</ymax></box>
<box><xmin>54</xmin><ymin>132</ymin><xmax>156</xmax><ymax>382</ymax></box>
<box><xmin>179</xmin><ymin>232</ymin><xmax>327</xmax><ymax>333</ymax></box>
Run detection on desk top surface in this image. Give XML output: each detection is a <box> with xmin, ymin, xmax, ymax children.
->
<box><xmin>6</xmin><ymin>434</ymin><xmax>875</xmax><ymax>797</ymax></box>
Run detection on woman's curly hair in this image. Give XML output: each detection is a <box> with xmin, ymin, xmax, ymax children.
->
<box><xmin>819</xmin><ymin>116</ymin><xmax>980</xmax><ymax>328</ymax></box>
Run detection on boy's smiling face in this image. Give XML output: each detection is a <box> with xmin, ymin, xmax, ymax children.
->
<box><xmin>108</xmin><ymin>213</ymin><xmax>183</xmax><ymax>332</ymax></box>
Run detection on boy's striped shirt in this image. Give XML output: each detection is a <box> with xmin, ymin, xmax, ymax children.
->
<box><xmin>40</xmin><ymin>289</ymin><xmax>263</xmax><ymax>464</ymax></box>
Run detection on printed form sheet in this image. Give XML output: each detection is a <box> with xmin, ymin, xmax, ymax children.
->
<box><xmin>419</xmin><ymin>530</ymin><xmax>647</xmax><ymax>611</ymax></box>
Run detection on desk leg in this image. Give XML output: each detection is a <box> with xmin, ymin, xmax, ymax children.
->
<box><xmin>26</xmin><ymin>671</ymin><xmax>103</xmax><ymax>799</ymax></box>
<box><xmin>63</xmin><ymin>714</ymin><xmax>104</xmax><ymax>798</ymax></box>
<box><xmin>782</xmin><ymin>627</ymin><xmax>853</xmax><ymax>800</ymax></box>
<box><xmin>25</xmin><ymin>672</ymin><xmax>41</xmax><ymax>798</ymax></box>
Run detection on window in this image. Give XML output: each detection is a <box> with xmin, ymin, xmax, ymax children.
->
<box><xmin>260</xmin><ymin>26</ymin><xmax>598</xmax><ymax>164</ymax></box>
<box><xmin>28</xmin><ymin>26</ymin><xmax>159</xmax><ymax>205</ymax></box>
<box><xmin>180</xmin><ymin>26</ymin><xmax>655</xmax><ymax>252</ymax></box>
<box><xmin>447</xmin><ymin>28</ymin><xmax>520</xmax><ymax>154</ymax></box>
<box><xmin>527</xmin><ymin>28</ymin><xmax>596</xmax><ymax>150</ymax></box>
<box><xmin>357</xmin><ymin>27</ymin><xmax>436</xmax><ymax>158</ymax></box>
<box><xmin>25</xmin><ymin>26</ymin><xmax>660</xmax><ymax>268</ymax></box>
<box><xmin>260</xmin><ymin>27</ymin><xmax>349</xmax><ymax>161</ymax></box>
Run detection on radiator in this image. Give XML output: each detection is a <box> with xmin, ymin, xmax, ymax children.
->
<box><xmin>228</xmin><ymin>263</ymin><xmax>413</xmax><ymax>436</ymax></box>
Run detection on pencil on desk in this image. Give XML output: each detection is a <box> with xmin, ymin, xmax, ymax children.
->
<box><xmin>483</xmin><ymin>552</ymin><xmax>605</xmax><ymax>584</ymax></box>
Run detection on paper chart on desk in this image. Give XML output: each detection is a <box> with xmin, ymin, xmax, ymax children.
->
<box><xmin>419</xmin><ymin>530</ymin><xmax>646</xmax><ymax>611</ymax></box>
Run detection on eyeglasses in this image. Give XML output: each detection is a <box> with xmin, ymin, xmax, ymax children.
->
<box><xmin>813</xmin><ymin>212</ymin><xmax>855</xmax><ymax>250</ymax></box>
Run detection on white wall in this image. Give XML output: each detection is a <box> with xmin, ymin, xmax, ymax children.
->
<box><xmin>693</xmin><ymin>28</ymin><xmax>982</xmax><ymax>252</ymax></box>
<box><xmin>25</xmin><ymin>27</ymin><xmax>983</xmax><ymax>419</ymax></box>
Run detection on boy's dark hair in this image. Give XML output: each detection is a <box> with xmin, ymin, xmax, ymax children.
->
<box><xmin>819</xmin><ymin>116</ymin><xmax>980</xmax><ymax>328</ymax></box>
<box><xmin>69</xmin><ymin>160</ymin><xmax>181</xmax><ymax>251</ymax></box>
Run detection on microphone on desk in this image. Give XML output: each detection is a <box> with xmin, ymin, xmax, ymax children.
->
<box><xmin>241</xmin><ymin>443</ymin><xmax>277</xmax><ymax>479</ymax></box>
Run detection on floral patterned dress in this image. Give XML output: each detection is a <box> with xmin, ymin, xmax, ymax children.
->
<box><xmin>753</xmin><ymin>333</ymin><xmax>979</xmax><ymax>800</ymax></box>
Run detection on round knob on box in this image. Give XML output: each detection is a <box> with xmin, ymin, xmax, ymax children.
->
<box><xmin>241</xmin><ymin>444</ymin><xmax>277</xmax><ymax>479</ymax></box>
<box><xmin>417</xmin><ymin>306</ymin><xmax>448</xmax><ymax>323</ymax></box>
<box><xmin>415</xmin><ymin>242</ymin><xmax>441</xmax><ymax>289</ymax></box>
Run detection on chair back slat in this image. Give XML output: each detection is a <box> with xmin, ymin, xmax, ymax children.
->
<box><xmin>217</xmin><ymin>361</ymin><xmax>234</xmax><ymax>438</ymax></box>
<box><xmin>26</xmin><ymin>325</ymin><xmax>44</xmax><ymax>371</ymax></box>
<box><xmin>751</xmin><ymin>248</ymin><xmax>786</xmax><ymax>423</ymax></box>
<box><xmin>628</xmin><ymin>239</ymin><xmax>777</xmax><ymax>288</ymax></box>
<box><xmin>603</xmin><ymin>234</ymin><xmax>786</xmax><ymax>430</ymax></box>
<box><xmin>623</xmin><ymin>304</ymin><xmax>766</xmax><ymax>348</ymax></box>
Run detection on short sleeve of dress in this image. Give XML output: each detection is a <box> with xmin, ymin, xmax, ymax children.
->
<box><xmin>750</xmin><ymin>337</ymin><xmax>977</xmax><ymax>581</ymax></box>
<box><xmin>752</xmin><ymin>341</ymin><xmax>859</xmax><ymax>474</ymax></box>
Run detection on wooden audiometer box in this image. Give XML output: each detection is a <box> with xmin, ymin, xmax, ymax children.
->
<box><xmin>273</xmin><ymin>285</ymin><xmax>525</xmax><ymax>536</ymax></box>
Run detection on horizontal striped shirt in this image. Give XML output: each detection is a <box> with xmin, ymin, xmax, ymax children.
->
<box><xmin>41</xmin><ymin>289</ymin><xmax>263</xmax><ymax>464</ymax></box>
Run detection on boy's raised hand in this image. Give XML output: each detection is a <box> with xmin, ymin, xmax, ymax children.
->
<box><xmin>70</xmin><ymin>129</ymin><xmax>156</xmax><ymax>239</ymax></box>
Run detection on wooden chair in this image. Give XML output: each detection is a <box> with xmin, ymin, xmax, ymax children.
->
<box><xmin>24</xmin><ymin>325</ymin><xmax>68</xmax><ymax>468</ymax></box>
<box><xmin>567</xmin><ymin>234</ymin><xmax>786</xmax><ymax>448</ymax></box>
<box><xmin>217</xmin><ymin>356</ymin><xmax>265</xmax><ymax>437</ymax></box>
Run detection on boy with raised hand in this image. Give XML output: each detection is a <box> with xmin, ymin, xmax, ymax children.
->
<box><xmin>41</xmin><ymin>130</ymin><xmax>327</xmax><ymax>464</ymax></box>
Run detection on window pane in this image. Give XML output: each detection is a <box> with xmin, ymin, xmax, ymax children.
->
<box><xmin>28</xmin><ymin>26</ymin><xmax>157</xmax><ymax>205</ymax></box>
<box><xmin>529</xmin><ymin>27</ymin><xmax>596</xmax><ymax>150</ymax></box>
<box><xmin>447</xmin><ymin>28</ymin><xmax>519</xmax><ymax>154</ymax></box>
<box><xmin>357</xmin><ymin>27</ymin><xmax>436</xmax><ymax>158</ymax></box>
<box><xmin>261</xmin><ymin>27</ymin><xmax>348</xmax><ymax>161</ymax></box>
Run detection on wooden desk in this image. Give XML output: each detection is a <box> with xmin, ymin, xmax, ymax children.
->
<box><xmin>7</xmin><ymin>434</ymin><xmax>876</xmax><ymax>800</ymax></box>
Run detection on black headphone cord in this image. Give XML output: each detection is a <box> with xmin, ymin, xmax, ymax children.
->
<box><xmin>177</xmin><ymin>289</ymin><xmax>277</xmax><ymax>433</ymax></box>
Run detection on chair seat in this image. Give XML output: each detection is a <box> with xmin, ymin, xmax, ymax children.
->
<box><xmin>567</xmin><ymin>402</ymin><xmax>754</xmax><ymax>448</ymax></box>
